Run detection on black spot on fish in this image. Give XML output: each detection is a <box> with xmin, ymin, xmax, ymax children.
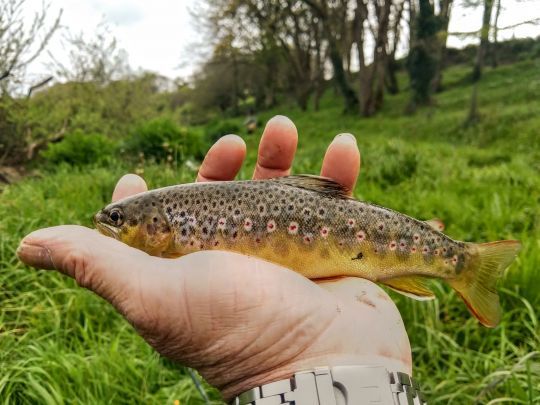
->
<box><xmin>152</xmin><ymin>202</ymin><xmax>156</xmax><ymax>207</ymax></box>
<box><xmin>173</xmin><ymin>203</ymin><xmax>177</xmax><ymax>209</ymax></box>
<box><xmin>153</xmin><ymin>217</ymin><xmax>158</xmax><ymax>223</ymax></box>
<box><xmin>352</xmin><ymin>252</ymin><xmax>364</xmax><ymax>261</ymax></box>
<box><xmin>455</xmin><ymin>253</ymin><xmax>466</xmax><ymax>274</ymax></box>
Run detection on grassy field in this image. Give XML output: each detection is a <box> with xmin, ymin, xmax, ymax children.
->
<box><xmin>1</xmin><ymin>60</ymin><xmax>539</xmax><ymax>403</ymax></box>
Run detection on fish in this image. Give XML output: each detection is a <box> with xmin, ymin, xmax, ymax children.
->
<box><xmin>93</xmin><ymin>175</ymin><xmax>521</xmax><ymax>327</ymax></box>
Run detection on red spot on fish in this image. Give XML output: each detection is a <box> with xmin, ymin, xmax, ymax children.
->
<box><xmin>411</xmin><ymin>247</ymin><xmax>417</xmax><ymax>253</ymax></box>
<box><xmin>389</xmin><ymin>241</ymin><xmax>397</xmax><ymax>251</ymax></box>
<box><xmin>267</xmin><ymin>220</ymin><xmax>276</xmax><ymax>233</ymax></box>
<box><xmin>356</xmin><ymin>230</ymin><xmax>366</xmax><ymax>242</ymax></box>
<box><xmin>303</xmin><ymin>235</ymin><xmax>312</xmax><ymax>244</ymax></box>
<box><xmin>214</xmin><ymin>241</ymin><xmax>219</xmax><ymax>246</ymax></box>
<box><xmin>422</xmin><ymin>246</ymin><xmax>429</xmax><ymax>254</ymax></box>
<box><xmin>320</xmin><ymin>227</ymin><xmax>329</xmax><ymax>238</ymax></box>
<box><xmin>452</xmin><ymin>255</ymin><xmax>458</xmax><ymax>265</ymax></box>
<box><xmin>288</xmin><ymin>222</ymin><xmax>299</xmax><ymax>235</ymax></box>
<box><xmin>413</xmin><ymin>234</ymin><xmax>420</xmax><ymax>244</ymax></box>
<box><xmin>255</xmin><ymin>237</ymin><xmax>261</xmax><ymax>243</ymax></box>
<box><xmin>347</xmin><ymin>219</ymin><xmax>355</xmax><ymax>227</ymax></box>
<box><xmin>434</xmin><ymin>249</ymin><xmax>440</xmax><ymax>255</ymax></box>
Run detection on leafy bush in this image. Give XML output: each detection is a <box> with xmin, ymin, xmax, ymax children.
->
<box><xmin>204</xmin><ymin>120</ymin><xmax>241</xmax><ymax>143</ymax></box>
<box><xmin>41</xmin><ymin>131</ymin><xmax>115</xmax><ymax>166</ymax></box>
<box><xmin>125</xmin><ymin>118</ymin><xmax>205</xmax><ymax>163</ymax></box>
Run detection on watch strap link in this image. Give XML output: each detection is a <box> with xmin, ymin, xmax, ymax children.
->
<box><xmin>232</xmin><ymin>366</ymin><xmax>427</xmax><ymax>405</ymax></box>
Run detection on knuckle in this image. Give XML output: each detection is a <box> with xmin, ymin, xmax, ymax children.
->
<box><xmin>63</xmin><ymin>249</ymin><xmax>94</xmax><ymax>288</ymax></box>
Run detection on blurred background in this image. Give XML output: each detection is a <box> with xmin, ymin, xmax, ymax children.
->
<box><xmin>0</xmin><ymin>0</ymin><xmax>539</xmax><ymax>403</ymax></box>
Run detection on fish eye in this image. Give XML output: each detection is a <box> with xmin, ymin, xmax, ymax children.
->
<box><xmin>109</xmin><ymin>208</ymin><xmax>124</xmax><ymax>226</ymax></box>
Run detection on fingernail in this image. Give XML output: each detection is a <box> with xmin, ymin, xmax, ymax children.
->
<box><xmin>334</xmin><ymin>133</ymin><xmax>357</xmax><ymax>144</ymax></box>
<box><xmin>16</xmin><ymin>242</ymin><xmax>55</xmax><ymax>270</ymax></box>
<box><xmin>218</xmin><ymin>134</ymin><xmax>245</xmax><ymax>146</ymax></box>
<box><xmin>267</xmin><ymin>115</ymin><xmax>295</xmax><ymax>128</ymax></box>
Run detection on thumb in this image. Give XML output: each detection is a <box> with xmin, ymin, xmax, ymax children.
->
<box><xmin>16</xmin><ymin>225</ymin><xmax>155</xmax><ymax>311</ymax></box>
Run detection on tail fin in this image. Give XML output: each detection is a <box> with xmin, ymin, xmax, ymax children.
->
<box><xmin>449</xmin><ymin>240</ymin><xmax>521</xmax><ymax>328</ymax></box>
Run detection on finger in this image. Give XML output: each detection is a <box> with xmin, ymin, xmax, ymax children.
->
<box><xmin>320</xmin><ymin>133</ymin><xmax>360</xmax><ymax>195</ymax></box>
<box><xmin>112</xmin><ymin>174</ymin><xmax>148</xmax><ymax>202</ymax></box>
<box><xmin>253</xmin><ymin>115</ymin><xmax>298</xmax><ymax>179</ymax></box>
<box><xmin>197</xmin><ymin>135</ymin><xmax>246</xmax><ymax>182</ymax></box>
<box><xmin>16</xmin><ymin>225</ymin><xmax>154</xmax><ymax>308</ymax></box>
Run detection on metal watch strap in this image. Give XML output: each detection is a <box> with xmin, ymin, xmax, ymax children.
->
<box><xmin>231</xmin><ymin>366</ymin><xmax>427</xmax><ymax>405</ymax></box>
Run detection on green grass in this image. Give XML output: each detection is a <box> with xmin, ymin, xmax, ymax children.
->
<box><xmin>1</xmin><ymin>60</ymin><xmax>539</xmax><ymax>403</ymax></box>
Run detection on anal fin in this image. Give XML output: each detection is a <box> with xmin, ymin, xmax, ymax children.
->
<box><xmin>381</xmin><ymin>276</ymin><xmax>435</xmax><ymax>301</ymax></box>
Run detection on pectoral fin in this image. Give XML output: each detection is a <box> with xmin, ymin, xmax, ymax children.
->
<box><xmin>381</xmin><ymin>276</ymin><xmax>435</xmax><ymax>301</ymax></box>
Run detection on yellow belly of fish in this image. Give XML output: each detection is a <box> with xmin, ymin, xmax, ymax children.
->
<box><xmin>165</xmin><ymin>231</ymin><xmax>452</xmax><ymax>282</ymax></box>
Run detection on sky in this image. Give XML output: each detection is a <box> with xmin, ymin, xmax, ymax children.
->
<box><xmin>21</xmin><ymin>0</ymin><xmax>540</xmax><ymax>85</ymax></box>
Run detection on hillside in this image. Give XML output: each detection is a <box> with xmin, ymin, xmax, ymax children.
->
<box><xmin>1</xmin><ymin>60</ymin><xmax>539</xmax><ymax>403</ymax></box>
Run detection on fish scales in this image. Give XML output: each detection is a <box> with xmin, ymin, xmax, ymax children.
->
<box><xmin>154</xmin><ymin>180</ymin><xmax>457</xmax><ymax>281</ymax></box>
<box><xmin>94</xmin><ymin>175</ymin><xmax>521</xmax><ymax>327</ymax></box>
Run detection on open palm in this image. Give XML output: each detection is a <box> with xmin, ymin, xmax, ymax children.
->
<box><xmin>17</xmin><ymin>115</ymin><xmax>411</xmax><ymax>400</ymax></box>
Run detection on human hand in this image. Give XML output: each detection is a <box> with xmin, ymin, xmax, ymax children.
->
<box><xmin>17</xmin><ymin>115</ymin><xmax>411</xmax><ymax>400</ymax></box>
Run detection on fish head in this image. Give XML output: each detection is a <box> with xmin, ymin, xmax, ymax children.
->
<box><xmin>94</xmin><ymin>193</ymin><xmax>172</xmax><ymax>256</ymax></box>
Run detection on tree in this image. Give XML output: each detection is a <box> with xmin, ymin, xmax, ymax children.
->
<box><xmin>353</xmin><ymin>0</ymin><xmax>396</xmax><ymax>116</ymax></box>
<box><xmin>466</xmin><ymin>0</ymin><xmax>494</xmax><ymax>124</ymax></box>
<box><xmin>0</xmin><ymin>0</ymin><xmax>61</xmax><ymax>95</ymax></box>
<box><xmin>407</xmin><ymin>0</ymin><xmax>440</xmax><ymax>110</ymax></box>
<box><xmin>303</xmin><ymin>0</ymin><xmax>359</xmax><ymax>113</ymax></box>
<box><xmin>431</xmin><ymin>0</ymin><xmax>454</xmax><ymax>92</ymax></box>
<box><xmin>49</xmin><ymin>21</ymin><xmax>130</xmax><ymax>85</ymax></box>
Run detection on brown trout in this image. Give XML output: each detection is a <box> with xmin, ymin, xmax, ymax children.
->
<box><xmin>94</xmin><ymin>175</ymin><xmax>520</xmax><ymax>327</ymax></box>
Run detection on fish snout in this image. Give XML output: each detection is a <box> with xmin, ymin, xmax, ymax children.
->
<box><xmin>93</xmin><ymin>210</ymin><xmax>107</xmax><ymax>226</ymax></box>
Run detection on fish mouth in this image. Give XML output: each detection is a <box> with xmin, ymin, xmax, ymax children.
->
<box><xmin>95</xmin><ymin>221</ymin><xmax>120</xmax><ymax>240</ymax></box>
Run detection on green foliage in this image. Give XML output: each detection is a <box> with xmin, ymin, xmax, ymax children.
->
<box><xmin>41</xmin><ymin>131</ymin><xmax>115</xmax><ymax>166</ymax></box>
<box><xmin>204</xmin><ymin>119</ymin><xmax>241</xmax><ymax>143</ymax></box>
<box><xmin>125</xmin><ymin>118</ymin><xmax>205</xmax><ymax>164</ymax></box>
<box><xmin>1</xmin><ymin>61</ymin><xmax>539</xmax><ymax>403</ymax></box>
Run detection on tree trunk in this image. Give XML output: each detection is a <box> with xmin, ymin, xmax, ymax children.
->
<box><xmin>386</xmin><ymin>0</ymin><xmax>405</xmax><ymax>95</ymax></box>
<box><xmin>432</xmin><ymin>0</ymin><xmax>454</xmax><ymax>92</ymax></box>
<box><xmin>467</xmin><ymin>0</ymin><xmax>494</xmax><ymax>124</ymax></box>
<box><xmin>490</xmin><ymin>0</ymin><xmax>502</xmax><ymax>68</ymax></box>
<box><xmin>323</xmin><ymin>21</ymin><xmax>358</xmax><ymax>113</ymax></box>
<box><xmin>370</xmin><ymin>0</ymin><xmax>392</xmax><ymax>114</ymax></box>
<box><xmin>305</xmin><ymin>0</ymin><xmax>358</xmax><ymax>113</ymax></box>
<box><xmin>354</xmin><ymin>0</ymin><xmax>371</xmax><ymax>116</ymax></box>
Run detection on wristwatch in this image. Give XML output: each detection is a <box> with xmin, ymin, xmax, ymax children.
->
<box><xmin>231</xmin><ymin>365</ymin><xmax>427</xmax><ymax>405</ymax></box>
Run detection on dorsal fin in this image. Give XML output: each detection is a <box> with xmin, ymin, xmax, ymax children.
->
<box><xmin>272</xmin><ymin>175</ymin><xmax>350</xmax><ymax>199</ymax></box>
